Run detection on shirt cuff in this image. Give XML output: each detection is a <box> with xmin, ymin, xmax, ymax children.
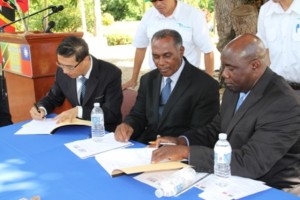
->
<box><xmin>77</xmin><ymin>106</ymin><xmax>83</xmax><ymax>118</ymax></box>
<box><xmin>39</xmin><ymin>107</ymin><xmax>47</xmax><ymax>116</ymax></box>
<box><xmin>178</xmin><ymin>135</ymin><xmax>190</xmax><ymax>146</ymax></box>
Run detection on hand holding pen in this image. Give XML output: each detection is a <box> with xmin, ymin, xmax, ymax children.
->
<box><xmin>29</xmin><ymin>103</ymin><xmax>46</xmax><ymax>120</ymax></box>
<box><xmin>148</xmin><ymin>135</ymin><xmax>177</xmax><ymax>148</ymax></box>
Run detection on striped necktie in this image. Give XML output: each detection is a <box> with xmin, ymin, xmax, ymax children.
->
<box><xmin>159</xmin><ymin>78</ymin><xmax>172</xmax><ymax>116</ymax></box>
<box><xmin>80</xmin><ymin>77</ymin><xmax>87</xmax><ymax>104</ymax></box>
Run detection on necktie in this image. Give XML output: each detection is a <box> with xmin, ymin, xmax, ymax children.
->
<box><xmin>159</xmin><ymin>78</ymin><xmax>172</xmax><ymax>116</ymax></box>
<box><xmin>80</xmin><ymin>77</ymin><xmax>87</xmax><ymax>104</ymax></box>
<box><xmin>235</xmin><ymin>92</ymin><xmax>246</xmax><ymax>112</ymax></box>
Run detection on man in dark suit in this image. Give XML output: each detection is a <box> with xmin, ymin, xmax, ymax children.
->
<box><xmin>114</xmin><ymin>29</ymin><xmax>219</xmax><ymax>144</ymax></box>
<box><xmin>29</xmin><ymin>36</ymin><xmax>122</xmax><ymax>132</ymax></box>
<box><xmin>151</xmin><ymin>33</ymin><xmax>300</xmax><ymax>195</ymax></box>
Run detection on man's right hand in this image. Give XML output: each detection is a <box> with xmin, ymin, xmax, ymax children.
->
<box><xmin>114</xmin><ymin>123</ymin><xmax>134</xmax><ymax>142</ymax></box>
<box><xmin>29</xmin><ymin>106</ymin><xmax>46</xmax><ymax>120</ymax></box>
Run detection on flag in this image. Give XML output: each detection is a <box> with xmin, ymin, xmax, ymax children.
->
<box><xmin>0</xmin><ymin>0</ymin><xmax>28</xmax><ymax>13</ymax></box>
<box><xmin>0</xmin><ymin>0</ymin><xmax>28</xmax><ymax>32</ymax></box>
<box><xmin>0</xmin><ymin>4</ymin><xmax>15</xmax><ymax>32</ymax></box>
<box><xmin>16</xmin><ymin>0</ymin><xmax>28</xmax><ymax>13</ymax></box>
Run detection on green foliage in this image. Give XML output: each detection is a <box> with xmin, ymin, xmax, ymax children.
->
<box><xmin>101</xmin><ymin>0</ymin><xmax>143</xmax><ymax>21</ymax></box>
<box><xmin>198</xmin><ymin>0</ymin><xmax>214</xmax><ymax>13</ymax></box>
<box><xmin>16</xmin><ymin>0</ymin><xmax>81</xmax><ymax>32</ymax></box>
<box><xmin>183</xmin><ymin>0</ymin><xmax>215</xmax><ymax>13</ymax></box>
<box><xmin>102</xmin><ymin>13</ymin><xmax>114</xmax><ymax>26</ymax></box>
<box><xmin>106</xmin><ymin>34</ymin><xmax>132</xmax><ymax>46</ymax></box>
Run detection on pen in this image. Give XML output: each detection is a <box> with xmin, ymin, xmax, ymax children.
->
<box><xmin>34</xmin><ymin>103</ymin><xmax>41</xmax><ymax>113</ymax></box>
<box><xmin>34</xmin><ymin>103</ymin><xmax>46</xmax><ymax>119</ymax></box>
<box><xmin>148</xmin><ymin>141</ymin><xmax>176</xmax><ymax>146</ymax></box>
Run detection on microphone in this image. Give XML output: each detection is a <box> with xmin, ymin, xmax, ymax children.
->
<box><xmin>3</xmin><ymin>0</ymin><xmax>17</xmax><ymax>10</ymax></box>
<box><xmin>42</xmin><ymin>5</ymin><xmax>64</xmax><ymax>31</ymax></box>
<box><xmin>45</xmin><ymin>21</ymin><xmax>55</xmax><ymax>33</ymax></box>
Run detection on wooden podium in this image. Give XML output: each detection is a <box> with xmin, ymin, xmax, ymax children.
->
<box><xmin>0</xmin><ymin>31</ymin><xmax>83</xmax><ymax>123</ymax></box>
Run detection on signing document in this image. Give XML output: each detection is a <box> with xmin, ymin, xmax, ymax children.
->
<box><xmin>95</xmin><ymin>148</ymin><xmax>189</xmax><ymax>177</ymax></box>
<box><xmin>15</xmin><ymin>118</ymin><xmax>91</xmax><ymax>135</ymax></box>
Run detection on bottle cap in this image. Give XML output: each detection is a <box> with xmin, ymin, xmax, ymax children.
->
<box><xmin>219</xmin><ymin>133</ymin><xmax>227</xmax><ymax>140</ymax></box>
<box><xmin>155</xmin><ymin>188</ymin><xmax>164</xmax><ymax>198</ymax></box>
<box><xmin>94</xmin><ymin>102</ymin><xmax>100</xmax><ymax>107</ymax></box>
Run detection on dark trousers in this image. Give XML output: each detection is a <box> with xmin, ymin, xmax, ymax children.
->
<box><xmin>0</xmin><ymin>75</ymin><xmax>13</xmax><ymax>127</ymax></box>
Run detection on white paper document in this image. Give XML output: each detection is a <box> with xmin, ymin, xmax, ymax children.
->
<box><xmin>95</xmin><ymin>148</ymin><xmax>189</xmax><ymax>177</ymax></box>
<box><xmin>95</xmin><ymin>148</ymin><xmax>155</xmax><ymax>175</ymax></box>
<box><xmin>15</xmin><ymin>118</ymin><xmax>91</xmax><ymax>135</ymax></box>
<box><xmin>195</xmin><ymin>174</ymin><xmax>270</xmax><ymax>200</ymax></box>
<box><xmin>15</xmin><ymin>119</ymin><xmax>58</xmax><ymax>135</ymax></box>
<box><xmin>64</xmin><ymin>132</ymin><xmax>133</xmax><ymax>159</ymax></box>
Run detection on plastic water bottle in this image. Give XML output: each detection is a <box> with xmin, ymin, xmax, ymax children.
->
<box><xmin>214</xmin><ymin>133</ymin><xmax>232</xmax><ymax>187</ymax></box>
<box><xmin>91</xmin><ymin>102</ymin><xmax>105</xmax><ymax>142</ymax></box>
<box><xmin>155</xmin><ymin>167</ymin><xmax>196</xmax><ymax>198</ymax></box>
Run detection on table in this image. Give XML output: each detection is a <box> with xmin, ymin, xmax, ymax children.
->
<box><xmin>0</xmin><ymin>121</ymin><xmax>299</xmax><ymax>200</ymax></box>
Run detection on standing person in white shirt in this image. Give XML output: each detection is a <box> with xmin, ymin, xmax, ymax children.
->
<box><xmin>122</xmin><ymin>0</ymin><xmax>215</xmax><ymax>90</ymax></box>
<box><xmin>257</xmin><ymin>0</ymin><xmax>300</xmax><ymax>96</ymax></box>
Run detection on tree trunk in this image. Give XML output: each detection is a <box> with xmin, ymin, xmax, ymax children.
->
<box><xmin>214</xmin><ymin>0</ymin><xmax>269</xmax><ymax>52</ymax></box>
<box><xmin>214</xmin><ymin>0</ymin><xmax>243</xmax><ymax>52</ymax></box>
<box><xmin>231</xmin><ymin>5</ymin><xmax>258</xmax><ymax>36</ymax></box>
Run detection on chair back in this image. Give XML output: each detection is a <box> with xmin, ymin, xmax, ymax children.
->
<box><xmin>121</xmin><ymin>89</ymin><xmax>137</xmax><ymax>120</ymax></box>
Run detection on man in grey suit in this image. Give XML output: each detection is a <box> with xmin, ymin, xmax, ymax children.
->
<box><xmin>114</xmin><ymin>29</ymin><xmax>219</xmax><ymax>144</ymax></box>
<box><xmin>29</xmin><ymin>36</ymin><xmax>122</xmax><ymax>132</ymax></box>
<box><xmin>151</xmin><ymin>33</ymin><xmax>300</xmax><ymax>195</ymax></box>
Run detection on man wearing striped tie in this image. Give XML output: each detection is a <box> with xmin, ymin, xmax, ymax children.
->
<box><xmin>29</xmin><ymin>36</ymin><xmax>123</xmax><ymax>132</ymax></box>
<box><xmin>115</xmin><ymin>29</ymin><xmax>220</xmax><ymax>144</ymax></box>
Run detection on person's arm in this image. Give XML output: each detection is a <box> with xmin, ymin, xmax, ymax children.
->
<box><xmin>122</xmin><ymin>48</ymin><xmax>147</xmax><ymax>90</ymax></box>
<box><xmin>36</xmin><ymin>69</ymin><xmax>66</xmax><ymax>115</ymax></box>
<box><xmin>204</xmin><ymin>51</ymin><xmax>214</xmax><ymax>77</ymax></box>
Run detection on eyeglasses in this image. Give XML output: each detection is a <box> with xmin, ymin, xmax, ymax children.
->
<box><xmin>56</xmin><ymin>59</ymin><xmax>83</xmax><ymax>71</ymax></box>
<box><xmin>150</xmin><ymin>0</ymin><xmax>164</xmax><ymax>3</ymax></box>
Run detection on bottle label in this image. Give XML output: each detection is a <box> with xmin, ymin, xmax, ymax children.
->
<box><xmin>91</xmin><ymin>116</ymin><xmax>101</xmax><ymax>127</ymax></box>
<box><xmin>214</xmin><ymin>152</ymin><xmax>231</xmax><ymax>164</ymax></box>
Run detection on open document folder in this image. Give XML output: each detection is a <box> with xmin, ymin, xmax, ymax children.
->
<box><xmin>65</xmin><ymin>132</ymin><xmax>133</xmax><ymax>159</ymax></box>
<box><xmin>95</xmin><ymin>148</ymin><xmax>190</xmax><ymax>177</ymax></box>
<box><xmin>15</xmin><ymin>118</ymin><xmax>91</xmax><ymax>135</ymax></box>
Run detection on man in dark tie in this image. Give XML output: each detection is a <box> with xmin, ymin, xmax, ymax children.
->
<box><xmin>151</xmin><ymin>33</ymin><xmax>300</xmax><ymax>195</ymax></box>
<box><xmin>29</xmin><ymin>36</ymin><xmax>122</xmax><ymax>132</ymax></box>
<box><xmin>114</xmin><ymin>29</ymin><xmax>220</xmax><ymax>144</ymax></box>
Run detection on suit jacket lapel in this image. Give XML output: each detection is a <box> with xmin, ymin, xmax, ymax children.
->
<box><xmin>69</xmin><ymin>78</ymin><xmax>79</xmax><ymax>105</ymax></box>
<box><xmin>226</xmin><ymin>68</ymin><xmax>274</xmax><ymax>135</ymax></box>
<box><xmin>152</xmin><ymin>73</ymin><xmax>162</xmax><ymax>125</ymax></box>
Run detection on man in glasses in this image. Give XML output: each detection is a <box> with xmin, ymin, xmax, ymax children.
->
<box><xmin>122</xmin><ymin>0</ymin><xmax>215</xmax><ymax>90</ymax></box>
<box><xmin>29</xmin><ymin>36</ymin><xmax>123</xmax><ymax>132</ymax></box>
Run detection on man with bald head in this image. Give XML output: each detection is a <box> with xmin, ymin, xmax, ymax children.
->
<box><xmin>151</xmin><ymin>33</ymin><xmax>300</xmax><ymax>195</ymax></box>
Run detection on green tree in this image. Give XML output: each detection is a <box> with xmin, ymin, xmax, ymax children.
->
<box><xmin>16</xmin><ymin>0</ymin><xmax>81</xmax><ymax>32</ymax></box>
<box><xmin>101</xmin><ymin>0</ymin><xmax>143</xmax><ymax>21</ymax></box>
